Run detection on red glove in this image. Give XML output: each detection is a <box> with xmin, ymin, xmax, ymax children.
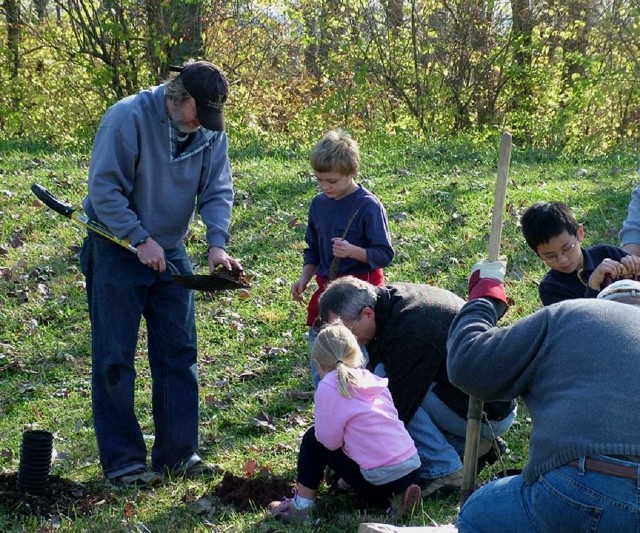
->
<box><xmin>468</xmin><ymin>259</ymin><xmax>508</xmax><ymax>306</ymax></box>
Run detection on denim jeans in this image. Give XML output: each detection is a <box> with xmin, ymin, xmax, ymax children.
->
<box><xmin>458</xmin><ymin>455</ymin><xmax>640</xmax><ymax>532</ymax></box>
<box><xmin>406</xmin><ymin>396</ymin><xmax>463</xmax><ymax>480</ymax></box>
<box><xmin>308</xmin><ymin>326</ymin><xmax>321</xmax><ymax>387</ymax></box>
<box><xmin>80</xmin><ymin>234</ymin><xmax>200</xmax><ymax>478</ymax></box>
<box><xmin>381</xmin><ymin>378</ymin><xmax>515</xmax><ymax>480</ymax></box>
<box><xmin>423</xmin><ymin>383</ymin><xmax>516</xmax><ymax>457</ymax></box>
<box><xmin>372</xmin><ymin>365</ymin><xmax>462</xmax><ymax>480</ymax></box>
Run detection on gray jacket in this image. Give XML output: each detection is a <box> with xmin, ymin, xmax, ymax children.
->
<box><xmin>447</xmin><ymin>297</ymin><xmax>640</xmax><ymax>484</ymax></box>
<box><xmin>83</xmin><ymin>84</ymin><xmax>233</xmax><ymax>250</ymax></box>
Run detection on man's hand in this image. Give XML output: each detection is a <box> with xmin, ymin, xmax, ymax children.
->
<box><xmin>136</xmin><ymin>237</ymin><xmax>166</xmax><ymax>271</ymax></box>
<box><xmin>468</xmin><ymin>259</ymin><xmax>508</xmax><ymax>306</ymax></box>
<box><xmin>208</xmin><ymin>246</ymin><xmax>242</xmax><ymax>272</ymax></box>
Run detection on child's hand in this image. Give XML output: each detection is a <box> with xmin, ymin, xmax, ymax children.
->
<box><xmin>621</xmin><ymin>255</ymin><xmax>640</xmax><ymax>278</ymax></box>
<box><xmin>291</xmin><ymin>280</ymin><xmax>307</xmax><ymax>302</ymax></box>
<box><xmin>331</xmin><ymin>238</ymin><xmax>352</xmax><ymax>259</ymax></box>
<box><xmin>589</xmin><ymin>258</ymin><xmax>626</xmax><ymax>289</ymax></box>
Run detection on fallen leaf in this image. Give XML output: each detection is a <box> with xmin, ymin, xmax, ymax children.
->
<box><xmin>9</xmin><ymin>234</ymin><xmax>24</xmax><ymax>248</ymax></box>
<box><xmin>123</xmin><ymin>500</ymin><xmax>135</xmax><ymax>519</ymax></box>
<box><xmin>238</xmin><ymin>370</ymin><xmax>259</xmax><ymax>381</ymax></box>
<box><xmin>253</xmin><ymin>412</ymin><xmax>276</xmax><ymax>432</ymax></box>
<box><xmin>195</xmin><ymin>496</ymin><xmax>216</xmax><ymax>514</ymax></box>
<box><xmin>286</xmin><ymin>390</ymin><xmax>313</xmax><ymax>400</ymax></box>
<box><xmin>19</xmin><ymin>383</ymin><xmax>36</xmax><ymax>394</ymax></box>
<box><xmin>244</xmin><ymin>459</ymin><xmax>258</xmax><ymax>477</ymax></box>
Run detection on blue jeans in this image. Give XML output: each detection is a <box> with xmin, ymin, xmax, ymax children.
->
<box><xmin>400</xmin><ymin>380</ymin><xmax>515</xmax><ymax>480</ymax></box>
<box><xmin>458</xmin><ymin>455</ymin><xmax>640</xmax><ymax>532</ymax></box>
<box><xmin>80</xmin><ymin>234</ymin><xmax>201</xmax><ymax>478</ymax></box>
<box><xmin>423</xmin><ymin>384</ymin><xmax>516</xmax><ymax>457</ymax></box>
<box><xmin>308</xmin><ymin>326</ymin><xmax>321</xmax><ymax>387</ymax></box>
<box><xmin>406</xmin><ymin>395</ymin><xmax>463</xmax><ymax>479</ymax></box>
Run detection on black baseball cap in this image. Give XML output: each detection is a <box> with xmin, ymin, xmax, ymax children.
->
<box><xmin>175</xmin><ymin>61</ymin><xmax>228</xmax><ymax>131</ymax></box>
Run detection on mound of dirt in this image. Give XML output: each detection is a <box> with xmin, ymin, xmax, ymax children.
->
<box><xmin>0</xmin><ymin>469</ymin><xmax>297</xmax><ymax>520</ymax></box>
<box><xmin>0</xmin><ymin>472</ymin><xmax>112</xmax><ymax>519</ymax></box>
<box><xmin>211</xmin><ymin>471</ymin><xmax>295</xmax><ymax>512</ymax></box>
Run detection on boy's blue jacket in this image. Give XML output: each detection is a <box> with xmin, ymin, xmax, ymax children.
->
<box><xmin>539</xmin><ymin>244</ymin><xmax>628</xmax><ymax>305</ymax></box>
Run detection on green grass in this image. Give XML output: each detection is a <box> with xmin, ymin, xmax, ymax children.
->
<box><xmin>0</xmin><ymin>136</ymin><xmax>637</xmax><ymax>531</ymax></box>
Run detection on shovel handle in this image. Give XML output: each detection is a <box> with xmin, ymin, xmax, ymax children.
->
<box><xmin>31</xmin><ymin>183</ymin><xmax>235</xmax><ymax>288</ymax></box>
<box><xmin>31</xmin><ymin>183</ymin><xmax>137</xmax><ymax>253</ymax></box>
<box><xmin>460</xmin><ymin>131</ymin><xmax>512</xmax><ymax>505</ymax></box>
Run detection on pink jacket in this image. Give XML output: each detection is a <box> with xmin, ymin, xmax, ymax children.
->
<box><xmin>314</xmin><ymin>368</ymin><xmax>417</xmax><ymax>470</ymax></box>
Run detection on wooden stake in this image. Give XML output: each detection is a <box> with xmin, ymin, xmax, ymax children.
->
<box><xmin>460</xmin><ymin>131</ymin><xmax>512</xmax><ymax>505</ymax></box>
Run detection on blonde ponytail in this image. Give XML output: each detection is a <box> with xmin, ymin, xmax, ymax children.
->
<box><xmin>311</xmin><ymin>321</ymin><xmax>365</xmax><ymax>398</ymax></box>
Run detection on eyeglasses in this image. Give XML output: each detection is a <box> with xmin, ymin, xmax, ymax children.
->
<box><xmin>541</xmin><ymin>241</ymin><xmax>578</xmax><ymax>264</ymax></box>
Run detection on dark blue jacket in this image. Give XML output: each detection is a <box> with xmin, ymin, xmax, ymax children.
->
<box><xmin>539</xmin><ymin>244</ymin><xmax>628</xmax><ymax>306</ymax></box>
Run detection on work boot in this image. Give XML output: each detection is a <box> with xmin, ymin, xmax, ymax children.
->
<box><xmin>419</xmin><ymin>468</ymin><xmax>463</xmax><ymax>498</ymax></box>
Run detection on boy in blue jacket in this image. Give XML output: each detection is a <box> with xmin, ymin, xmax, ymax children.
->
<box><xmin>291</xmin><ymin>130</ymin><xmax>394</xmax><ymax>384</ymax></box>
<box><xmin>520</xmin><ymin>201</ymin><xmax>640</xmax><ymax>305</ymax></box>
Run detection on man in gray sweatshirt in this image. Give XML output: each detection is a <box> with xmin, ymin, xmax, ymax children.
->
<box><xmin>448</xmin><ymin>262</ymin><xmax>640</xmax><ymax>531</ymax></box>
<box><xmin>79</xmin><ymin>61</ymin><xmax>241</xmax><ymax>487</ymax></box>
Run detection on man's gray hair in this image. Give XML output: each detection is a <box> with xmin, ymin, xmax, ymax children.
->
<box><xmin>164</xmin><ymin>59</ymin><xmax>199</xmax><ymax>104</ymax></box>
<box><xmin>318</xmin><ymin>276</ymin><xmax>378</xmax><ymax>322</ymax></box>
<box><xmin>164</xmin><ymin>75</ymin><xmax>192</xmax><ymax>103</ymax></box>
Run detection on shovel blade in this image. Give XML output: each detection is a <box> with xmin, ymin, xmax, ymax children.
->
<box><xmin>171</xmin><ymin>272</ymin><xmax>249</xmax><ymax>292</ymax></box>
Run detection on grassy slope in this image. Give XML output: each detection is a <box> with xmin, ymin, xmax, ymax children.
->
<box><xmin>0</xmin><ymin>137</ymin><xmax>636</xmax><ymax>532</ymax></box>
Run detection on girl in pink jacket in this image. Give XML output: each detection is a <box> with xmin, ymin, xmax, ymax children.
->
<box><xmin>269</xmin><ymin>322</ymin><xmax>421</xmax><ymax>522</ymax></box>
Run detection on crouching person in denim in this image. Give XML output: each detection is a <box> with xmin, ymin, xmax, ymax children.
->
<box><xmin>318</xmin><ymin>276</ymin><xmax>516</xmax><ymax>498</ymax></box>
<box><xmin>448</xmin><ymin>261</ymin><xmax>640</xmax><ymax>531</ymax></box>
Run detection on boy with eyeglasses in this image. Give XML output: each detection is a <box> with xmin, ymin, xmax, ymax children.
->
<box><xmin>520</xmin><ymin>201</ymin><xmax>640</xmax><ymax>305</ymax></box>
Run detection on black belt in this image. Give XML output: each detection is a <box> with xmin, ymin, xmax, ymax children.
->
<box><xmin>568</xmin><ymin>458</ymin><xmax>639</xmax><ymax>480</ymax></box>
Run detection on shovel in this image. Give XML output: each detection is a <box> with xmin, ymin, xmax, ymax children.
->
<box><xmin>31</xmin><ymin>183</ymin><xmax>250</xmax><ymax>293</ymax></box>
<box><xmin>460</xmin><ymin>131</ymin><xmax>512</xmax><ymax>505</ymax></box>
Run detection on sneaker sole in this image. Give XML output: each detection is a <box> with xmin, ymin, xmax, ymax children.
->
<box><xmin>397</xmin><ymin>484</ymin><xmax>421</xmax><ymax>517</ymax></box>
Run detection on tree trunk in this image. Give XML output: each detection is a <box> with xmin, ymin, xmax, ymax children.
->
<box><xmin>165</xmin><ymin>0</ymin><xmax>204</xmax><ymax>68</ymax></box>
<box><xmin>34</xmin><ymin>0</ymin><xmax>48</xmax><ymax>22</ymax></box>
<box><xmin>144</xmin><ymin>0</ymin><xmax>163</xmax><ymax>81</ymax></box>
<box><xmin>511</xmin><ymin>0</ymin><xmax>534</xmax><ymax>70</ymax></box>
<box><xmin>4</xmin><ymin>0</ymin><xmax>21</xmax><ymax>78</ymax></box>
<box><xmin>385</xmin><ymin>0</ymin><xmax>403</xmax><ymax>29</ymax></box>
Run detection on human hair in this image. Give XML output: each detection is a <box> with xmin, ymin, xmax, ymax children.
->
<box><xmin>311</xmin><ymin>321</ymin><xmax>365</xmax><ymax>398</ymax></box>
<box><xmin>164</xmin><ymin>59</ymin><xmax>197</xmax><ymax>103</ymax></box>
<box><xmin>318</xmin><ymin>276</ymin><xmax>377</xmax><ymax>323</ymax></box>
<box><xmin>520</xmin><ymin>201</ymin><xmax>580</xmax><ymax>252</ymax></box>
<box><xmin>310</xmin><ymin>129</ymin><xmax>360</xmax><ymax>176</ymax></box>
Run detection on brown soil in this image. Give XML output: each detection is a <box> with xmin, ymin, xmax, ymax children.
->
<box><xmin>211</xmin><ymin>471</ymin><xmax>295</xmax><ymax>512</ymax></box>
<box><xmin>0</xmin><ymin>470</ymin><xmax>295</xmax><ymax>521</ymax></box>
<box><xmin>0</xmin><ymin>472</ymin><xmax>113</xmax><ymax>519</ymax></box>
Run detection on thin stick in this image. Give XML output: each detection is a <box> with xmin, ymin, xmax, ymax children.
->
<box><xmin>460</xmin><ymin>131</ymin><xmax>512</xmax><ymax>505</ymax></box>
